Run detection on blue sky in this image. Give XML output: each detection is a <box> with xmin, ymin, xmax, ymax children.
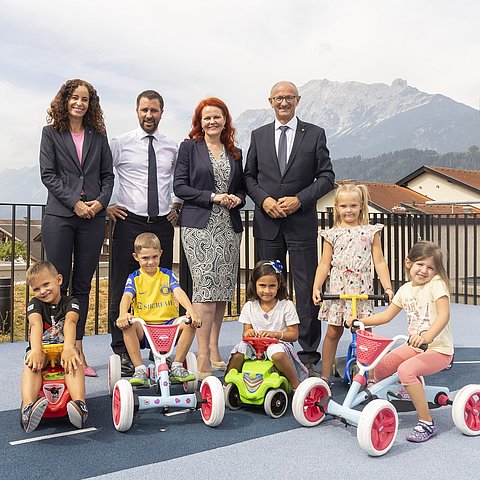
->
<box><xmin>0</xmin><ymin>0</ymin><xmax>478</xmax><ymax>170</ymax></box>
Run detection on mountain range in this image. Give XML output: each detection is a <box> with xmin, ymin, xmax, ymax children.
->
<box><xmin>0</xmin><ymin>78</ymin><xmax>478</xmax><ymax>208</ymax></box>
<box><xmin>234</xmin><ymin>78</ymin><xmax>479</xmax><ymax>158</ymax></box>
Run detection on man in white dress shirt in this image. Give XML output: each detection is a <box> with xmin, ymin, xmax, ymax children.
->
<box><xmin>107</xmin><ymin>90</ymin><xmax>182</xmax><ymax>374</ymax></box>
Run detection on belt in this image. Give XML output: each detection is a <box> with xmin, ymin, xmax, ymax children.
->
<box><xmin>126</xmin><ymin>211</ymin><xmax>167</xmax><ymax>224</ymax></box>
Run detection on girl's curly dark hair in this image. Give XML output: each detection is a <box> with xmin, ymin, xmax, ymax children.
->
<box><xmin>46</xmin><ymin>79</ymin><xmax>106</xmax><ymax>135</ymax></box>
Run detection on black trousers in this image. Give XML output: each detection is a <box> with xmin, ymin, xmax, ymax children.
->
<box><xmin>255</xmin><ymin>228</ymin><xmax>320</xmax><ymax>365</ymax></box>
<box><xmin>42</xmin><ymin>214</ymin><xmax>106</xmax><ymax>340</ymax></box>
<box><xmin>108</xmin><ymin>214</ymin><xmax>174</xmax><ymax>354</ymax></box>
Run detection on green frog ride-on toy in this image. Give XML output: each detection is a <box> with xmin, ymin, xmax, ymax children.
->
<box><xmin>224</xmin><ymin>336</ymin><xmax>293</xmax><ymax>418</ymax></box>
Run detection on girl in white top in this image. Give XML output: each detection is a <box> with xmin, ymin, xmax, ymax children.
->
<box><xmin>226</xmin><ymin>260</ymin><xmax>308</xmax><ymax>388</ymax></box>
<box><xmin>347</xmin><ymin>241</ymin><xmax>453</xmax><ymax>443</ymax></box>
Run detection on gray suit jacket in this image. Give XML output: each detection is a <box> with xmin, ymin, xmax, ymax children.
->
<box><xmin>244</xmin><ymin>118</ymin><xmax>335</xmax><ymax>240</ymax></box>
<box><xmin>39</xmin><ymin>125</ymin><xmax>114</xmax><ymax>217</ymax></box>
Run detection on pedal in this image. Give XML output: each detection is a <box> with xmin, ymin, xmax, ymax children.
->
<box><xmin>388</xmin><ymin>387</ymin><xmax>410</xmax><ymax>401</ymax></box>
<box><xmin>169</xmin><ymin>375</ymin><xmax>195</xmax><ymax>384</ymax></box>
<box><xmin>164</xmin><ymin>408</ymin><xmax>194</xmax><ymax>417</ymax></box>
<box><xmin>387</xmin><ymin>390</ymin><xmax>402</xmax><ymax>400</ymax></box>
<box><xmin>315</xmin><ymin>395</ymin><xmax>331</xmax><ymax>414</ymax></box>
<box><xmin>331</xmin><ymin>414</ymin><xmax>354</xmax><ymax>428</ymax></box>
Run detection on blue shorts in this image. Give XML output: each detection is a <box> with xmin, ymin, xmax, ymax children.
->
<box><xmin>139</xmin><ymin>318</ymin><xmax>176</xmax><ymax>349</ymax></box>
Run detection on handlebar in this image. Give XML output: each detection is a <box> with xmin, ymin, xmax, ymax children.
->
<box><xmin>350</xmin><ymin>319</ymin><xmax>364</xmax><ymax>330</ymax></box>
<box><xmin>243</xmin><ymin>336</ymin><xmax>279</xmax><ymax>345</ymax></box>
<box><xmin>176</xmin><ymin>315</ymin><xmax>192</xmax><ymax>325</ymax></box>
<box><xmin>322</xmin><ymin>292</ymin><xmax>389</xmax><ymax>318</ymax></box>
<box><xmin>243</xmin><ymin>336</ymin><xmax>279</xmax><ymax>359</ymax></box>
<box><xmin>351</xmin><ymin>320</ymin><xmax>428</xmax><ymax>350</ymax></box>
<box><xmin>321</xmin><ymin>293</ymin><xmax>389</xmax><ymax>303</ymax></box>
<box><xmin>41</xmin><ymin>343</ymin><xmax>64</xmax><ymax>367</ymax></box>
<box><xmin>130</xmin><ymin>315</ymin><xmax>192</xmax><ymax>326</ymax></box>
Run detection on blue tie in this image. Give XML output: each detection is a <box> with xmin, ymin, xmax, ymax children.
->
<box><xmin>147</xmin><ymin>136</ymin><xmax>159</xmax><ymax>218</ymax></box>
<box><xmin>278</xmin><ymin>125</ymin><xmax>289</xmax><ymax>175</ymax></box>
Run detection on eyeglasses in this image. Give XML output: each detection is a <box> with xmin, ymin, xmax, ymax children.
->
<box><xmin>270</xmin><ymin>95</ymin><xmax>298</xmax><ymax>103</ymax></box>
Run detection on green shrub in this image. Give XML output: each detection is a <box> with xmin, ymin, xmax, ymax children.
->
<box><xmin>0</xmin><ymin>240</ymin><xmax>27</xmax><ymax>262</ymax></box>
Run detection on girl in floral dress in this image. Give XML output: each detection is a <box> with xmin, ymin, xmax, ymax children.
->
<box><xmin>312</xmin><ymin>184</ymin><xmax>393</xmax><ymax>385</ymax></box>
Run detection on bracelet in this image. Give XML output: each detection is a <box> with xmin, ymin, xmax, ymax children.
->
<box><xmin>279</xmin><ymin>332</ymin><xmax>284</xmax><ymax>340</ymax></box>
<box><xmin>385</xmin><ymin>288</ymin><xmax>393</xmax><ymax>292</ymax></box>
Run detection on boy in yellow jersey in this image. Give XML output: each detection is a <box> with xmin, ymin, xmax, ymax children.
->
<box><xmin>116</xmin><ymin>233</ymin><xmax>201</xmax><ymax>385</ymax></box>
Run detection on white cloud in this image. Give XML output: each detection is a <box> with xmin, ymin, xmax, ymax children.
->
<box><xmin>0</xmin><ymin>0</ymin><xmax>478</xmax><ymax>169</ymax></box>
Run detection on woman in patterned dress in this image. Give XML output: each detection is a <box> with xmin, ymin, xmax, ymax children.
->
<box><xmin>174</xmin><ymin>98</ymin><xmax>245</xmax><ymax>379</ymax></box>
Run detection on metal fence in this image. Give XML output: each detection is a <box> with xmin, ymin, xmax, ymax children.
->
<box><xmin>224</xmin><ymin>211</ymin><xmax>480</xmax><ymax>314</ymax></box>
<box><xmin>1</xmin><ymin>203</ymin><xmax>479</xmax><ymax>342</ymax></box>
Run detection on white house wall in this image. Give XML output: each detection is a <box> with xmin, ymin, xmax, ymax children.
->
<box><xmin>406</xmin><ymin>173</ymin><xmax>479</xmax><ymax>203</ymax></box>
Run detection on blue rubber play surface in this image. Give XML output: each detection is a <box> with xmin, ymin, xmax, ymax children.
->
<box><xmin>1</xmin><ymin>304</ymin><xmax>479</xmax><ymax>479</ymax></box>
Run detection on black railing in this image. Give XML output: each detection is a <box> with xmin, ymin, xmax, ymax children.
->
<box><xmin>371</xmin><ymin>212</ymin><xmax>479</xmax><ymax>304</ymax></box>
<box><xmin>1</xmin><ymin>203</ymin><xmax>479</xmax><ymax>342</ymax></box>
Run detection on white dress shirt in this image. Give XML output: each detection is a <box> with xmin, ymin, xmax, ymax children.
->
<box><xmin>110</xmin><ymin>127</ymin><xmax>181</xmax><ymax>216</ymax></box>
<box><xmin>274</xmin><ymin>116</ymin><xmax>297</xmax><ymax>164</ymax></box>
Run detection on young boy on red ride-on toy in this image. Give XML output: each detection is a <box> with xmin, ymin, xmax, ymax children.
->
<box><xmin>21</xmin><ymin>261</ymin><xmax>87</xmax><ymax>433</ymax></box>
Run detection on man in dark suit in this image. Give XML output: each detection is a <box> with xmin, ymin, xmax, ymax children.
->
<box><xmin>244</xmin><ymin>81</ymin><xmax>335</xmax><ymax>376</ymax></box>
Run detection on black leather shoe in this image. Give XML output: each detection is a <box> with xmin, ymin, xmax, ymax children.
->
<box><xmin>120</xmin><ymin>352</ymin><xmax>134</xmax><ymax>377</ymax></box>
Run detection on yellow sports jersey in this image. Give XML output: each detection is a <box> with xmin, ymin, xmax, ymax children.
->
<box><xmin>124</xmin><ymin>268</ymin><xmax>179</xmax><ymax>324</ymax></box>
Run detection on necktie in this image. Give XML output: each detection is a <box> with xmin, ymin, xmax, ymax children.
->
<box><xmin>278</xmin><ymin>125</ymin><xmax>289</xmax><ymax>175</ymax></box>
<box><xmin>147</xmin><ymin>135</ymin><xmax>159</xmax><ymax>218</ymax></box>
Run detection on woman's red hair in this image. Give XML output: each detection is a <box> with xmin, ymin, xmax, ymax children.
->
<box><xmin>189</xmin><ymin>98</ymin><xmax>240</xmax><ymax>160</ymax></box>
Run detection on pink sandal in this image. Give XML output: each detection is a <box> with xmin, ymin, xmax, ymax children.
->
<box><xmin>83</xmin><ymin>366</ymin><xmax>98</xmax><ymax>377</ymax></box>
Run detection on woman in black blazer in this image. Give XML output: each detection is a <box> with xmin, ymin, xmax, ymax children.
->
<box><xmin>39</xmin><ymin>79</ymin><xmax>114</xmax><ymax>376</ymax></box>
<box><xmin>174</xmin><ymin>97</ymin><xmax>245</xmax><ymax>378</ymax></box>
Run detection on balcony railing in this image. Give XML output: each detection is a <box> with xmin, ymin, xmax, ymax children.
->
<box><xmin>1</xmin><ymin>203</ymin><xmax>479</xmax><ymax>342</ymax></box>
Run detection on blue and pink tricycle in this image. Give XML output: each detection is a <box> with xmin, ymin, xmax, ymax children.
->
<box><xmin>292</xmin><ymin>294</ymin><xmax>480</xmax><ymax>456</ymax></box>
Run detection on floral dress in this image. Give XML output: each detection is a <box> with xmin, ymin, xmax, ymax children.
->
<box><xmin>319</xmin><ymin>224</ymin><xmax>384</xmax><ymax>326</ymax></box>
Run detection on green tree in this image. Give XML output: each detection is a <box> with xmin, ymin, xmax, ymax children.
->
<box><xmin>468</xmin><ymin>145</ymin><xmax>479</xmax><ymax>155</ymax></box>
<box><xmin>0</xmin><ymin>239</ymin><xmax>27</xmax><ymax>262</ymax></box>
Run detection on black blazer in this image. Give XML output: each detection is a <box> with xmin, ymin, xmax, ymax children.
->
<box><xmin>173</xmin><ymin>139</ymin><xmax>245</xmax><ymax>233</ymax></box>
<box><xmin>39</xmin><ymin>125</ymin><xmax>114</xmax><ymax>217</ymax></box>
<box><xmin>244</xmin><ymin>118</ymin><xmax>335</xmax><ymax>240</ymax></box>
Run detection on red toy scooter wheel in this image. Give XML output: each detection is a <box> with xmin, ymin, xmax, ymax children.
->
<box><xmin>200</xmin><ymin>376</ymin><xmax>225</xmax><ymax>427</ymax></box>
<box><xmin>292</xmin><ymin>377</ymin><xmax>331</xmax><ymax>427</ymax></box>
<box><xmin>452</xmin><ymin>384</ymin><xmax>480</xmax><ymax>435</ymax></box>
<box><xmin>112</xmin><ymin>379</ymin><xmax>134</xmax><ymax>432</ymax></box>
<box><xmin>357</xmin><ymin>399</ymin><xmax>398</xmax><ymax>456</ymax></box>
